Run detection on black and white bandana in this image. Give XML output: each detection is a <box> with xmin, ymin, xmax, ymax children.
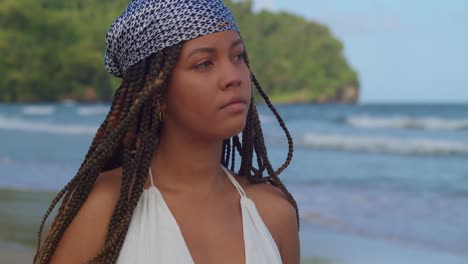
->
<box><xmin>104</xmin><ymin>0</ymin><xmax>240</xmax><ymax>77</ymax></box>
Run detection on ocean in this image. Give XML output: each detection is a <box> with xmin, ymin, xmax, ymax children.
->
<box><xmin>0</xmin><ymin>102</ymin><xmax>467</xmax><ymax>261</ymax></box>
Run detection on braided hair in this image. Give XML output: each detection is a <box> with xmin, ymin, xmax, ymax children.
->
<box><xmin>34</xmin><ymin>43</ymin><xmax>298</xmax><ymax>263</ymax></box>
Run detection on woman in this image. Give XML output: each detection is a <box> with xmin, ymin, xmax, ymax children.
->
<box><xmin>34</xmin><ymin>0</ymin><xmax>300</xmax><ymax>263</ymax></box>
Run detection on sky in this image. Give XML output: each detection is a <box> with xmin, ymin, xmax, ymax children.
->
<box><xmin>251</xmin><ymin>0</ymin><xmax>468</xmax><ymax>103</ymax></box>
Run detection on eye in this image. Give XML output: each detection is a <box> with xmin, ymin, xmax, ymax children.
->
<box><xmin>193</xmin><ymin>60</ymin><xmax>213</xmax><ymax>70</ymax></box>
<box><xmin>233</xmin><ymin>52</ymin><xmax>245</xmax><ymax>63</ymax></box>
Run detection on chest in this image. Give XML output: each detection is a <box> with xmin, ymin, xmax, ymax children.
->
<box><xmin>165</xmin><ymin>193</ymin><xmax>246</xmax><ymax>264</ymax></box>
<box><xmin>117</xmin><ymin>186</ymin><xmax>282</xmax><ymax>264</ymax></box>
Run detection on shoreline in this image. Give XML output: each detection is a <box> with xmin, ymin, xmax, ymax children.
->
<box><xmin>300</xmin><ymin>222</ymin><xmax>468</xmax><ymax>264</ymax></box>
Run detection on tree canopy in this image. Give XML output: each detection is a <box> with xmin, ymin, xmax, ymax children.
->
<box><xmin>0</xmin><ymin>0</ymin><xmax>359</xmax><ymax>103</ymax></box>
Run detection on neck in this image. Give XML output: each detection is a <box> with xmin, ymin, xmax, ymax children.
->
<box><xmin>150</xmin><ymin>125</ymin><xmax>226</xmax><ymax>193</ymax></box>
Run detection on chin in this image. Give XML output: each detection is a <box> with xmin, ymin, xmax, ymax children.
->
<box><xmin>218</xmin><ymin>118</ymin><xmax>247</xmax><ymax>139</ymax></box>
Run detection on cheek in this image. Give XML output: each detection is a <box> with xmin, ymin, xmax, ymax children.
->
<box><xmin>167</xmin><ymin>78</ymin><xmax>218</xmax><ymax>124</ymax></box>
<box><xmin>241</xmin><ymin>66</ymin><xmax>252</xmax><ymax>95</ymax></box>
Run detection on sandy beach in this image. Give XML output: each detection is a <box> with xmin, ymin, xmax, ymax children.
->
<box><xmin>3</xmin><ymin>222</ymin><xmax>468</xmax><ymax>264</ymax></box>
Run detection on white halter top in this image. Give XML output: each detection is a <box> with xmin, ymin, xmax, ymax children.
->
<box><xmin>116</xmin><ymin>165</ymin><xmax>282</xmax><ymax>264</ymax></box>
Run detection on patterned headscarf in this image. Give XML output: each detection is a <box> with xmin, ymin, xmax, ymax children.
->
<box><xmin>104</xmin><ymin>0</ymin><xmax>240</xmax><ymax>78</ymax></box>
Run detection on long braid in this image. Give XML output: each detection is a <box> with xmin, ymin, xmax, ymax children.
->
<box><xmin>227</xmin><ymin>50</ymin><xmax>299</xmax><ymax>228</ymax></box>
<box><xmin>252</xmin><ymin>92</ymin><xmax>299</xmax><ymax>227</ymax></box>
<box><xmin>102</xmin><ymin>101</ymin><xmax>153</xmax><ymax>263</ymax></box>
<box><xmin>96</xmin><ymin>58</ymin><xmax>152</xmax><ymax>252</ymax></box>
<box><xmin>244</xmin><ymin>70</ymin><xmax>299</xmax><ymax>228</ymax></box>
<box><xmin>250</xmin><ymin>102</ymin><xmax>267</xmax><ymax>182</ymax></box>
<box><xmin>238</xmin><ymin>98</ymin><xmax>255</xmax><ymax>176</ymax></box>
<box><xmin>33</xmin><ymin>80</ymin><xmax>129</xmax><ymax>263</ymax></box>
<box><xmin>218</xmin><ymin>69</ymin><xmax>299</xmax><ymax>228</ymax></box>
<box><xmin>92</xmin><ymin>71</ymin><xmax>155</xmax><ymax>262</ymax></box>
<box><xmin>96</xmin><ymin>45</ymin><xmax>181</xmax><ymax>263</ymax></box>
<box><xmin>95</xmin><ymin>46</ymin><xmax>182</xmax><ymax>263</ymax></box>
<box><xmin>252</xmin><ymin>73</ymin><xmax>294</xmax><ymax>176</ymax></box>
<box><xmin>34</xmin><ymin>45</ymin><xmax>182</xmax><ymax>263</ymax></box>
<box><xmin>230</xmin><ymin>136</ymin><xmax>237</xmax><ymax>171</ymax></box>
<box><xmin>104</xmin><ymin>57</ymin><xmax>148</xmax><ymax>170</ymax></box>
<box><xmin>33</xmin><ymin>82</ymin><xmax>128</xmax><ymax>261</ymax></box>
<box><xmin>101</xmin><ymin>53</ymin><xmax>165</xmax><ymax>247</ymax></box>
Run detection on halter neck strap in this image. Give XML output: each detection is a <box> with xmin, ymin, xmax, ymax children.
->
<box><xmin>147</xmin><ymin>165</ymin><xmax>246</xmax><ymax>197</ymax></box>
<box><xmin>148</xmin><ymin>166</ymin><xmax>155</xmax><ymax>187</ymax></box>
<box><xmin>220</xmin><ymin>165</ymin><xmax>247</xmax><ymax>197</ymax></box>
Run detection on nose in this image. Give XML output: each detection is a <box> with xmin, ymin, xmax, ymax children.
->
<box><xmin>220</xmin><ymin>62</ymin><xmax>243</xmax><ymax>90</ymax></box>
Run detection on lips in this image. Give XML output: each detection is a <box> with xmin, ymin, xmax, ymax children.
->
<box><xmin>220</xmin><ymin>96</ymin><xmax>247</xmax><ymax>109</ymax></box>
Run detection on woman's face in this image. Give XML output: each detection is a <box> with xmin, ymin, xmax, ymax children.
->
<box><xmin>164</xmin><ymin>30</ymin><xmax>252</xmax><ymax>141</ymax></box>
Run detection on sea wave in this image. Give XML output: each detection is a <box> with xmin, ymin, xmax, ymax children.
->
<box><xmin>292</xmin><ymin>184</ymin><xmax>468</xmax><ymax>255</ymax></box>
<box><xmin>77</xmin><ymin>105</ymin><xmax>110</xmax><ymax>116</ymax></box>
<box><xmin>345</xmin><ymin>115</ymin><xmax>468</xmax><ymax>131</ymax></box>
<box><xmin>61</xmin><ymin>99</ymin><xmax>77</xmax><ymax>106</ymax></box>
<box><xmin>0</xmin><ymin>155</ymin><xmax>12</xmax><ymax>164</ymax></box>
<box><xmin>259</xmin><ymin>114</ymin><xmax>274</xmax><ymax>123</ymax></box>
<box><xmin>21</xmin><ymin>105</ymin><xmax>55</xmax><ymax>116</ymax></box>
<box><xmin>299</xmin><ymin>132</ymin><xmax>468</xmax><ymax>156</ymax></box>
<box><xmin>0</xmin><ymin>116</ymin><xmax>98</xmax><ymax>135</ymax></box>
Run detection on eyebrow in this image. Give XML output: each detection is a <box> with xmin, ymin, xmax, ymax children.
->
<box><xmin>186</xmin><ymin>38</ymin><xmax>244</xmax><ymax>59</ymax></box>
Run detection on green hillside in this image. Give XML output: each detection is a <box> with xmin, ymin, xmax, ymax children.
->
<box><xmin>0</xmin><ymin>0</ymin><xmax>359</xmax><ymax>103</ymax></box>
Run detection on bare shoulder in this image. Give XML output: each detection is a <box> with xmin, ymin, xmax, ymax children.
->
<box><xmin>240</xmin><ymin>177</ymin><xmax>295</xmax><ymax>217</ymax></box>
<box><xmin>48</xmin><ymin>167</ymin><xmax>123</xmax><ymax>263</ymax></box>
<box><xmin>232</xmin><ymin>174</ymin><xmax>299</xmax><ymax>259</ymax></box>
<box><xmin>239</xmin><ymin>177</ymin><xmax>297</xmax><ymax>227</ymax></box>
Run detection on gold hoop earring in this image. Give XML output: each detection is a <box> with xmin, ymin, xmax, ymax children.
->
<box><xmin>159</xmin><ymin>111</ymin><xmax>165</xmax><ymax>122</ymax></box>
